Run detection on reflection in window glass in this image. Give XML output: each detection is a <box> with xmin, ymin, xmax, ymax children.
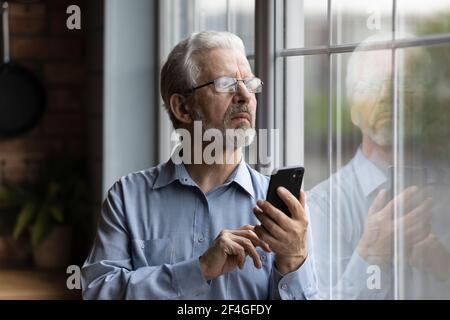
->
<box><xmin>395</xmin><ymin>45</ymin><xmax>450</xmax><ymax>299</ymax></box>
<box><xmin>332</xmin><ymin>0</ymin><xmax>392</xmax><ymax>44</ymax></box>
<box><xmin>278</xmin><ymin>0</ymin><xmax>450</xmax><ymax>300</ymax></box>
<box><xmin>306</xmin><ymin>49</ymin><xmax>397</xmax><ymax>300</ymax></box>
<box><xmin>305</xmin><ymin>43</ymin><xmax>450</xmax><ymax>299</ymax></box>
<box><xmin>398</xmin><ymin>0</ymin><xmax>450</xmax><ymax>37</ymax></box>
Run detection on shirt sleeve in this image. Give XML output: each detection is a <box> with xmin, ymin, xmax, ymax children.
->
<box><xmin>307</xmin><ymin>190</ymin><xmax>393</xmax><ymax>300</ymax></box>
<box><xmin>81</xmin><ymin>182</ymin><xmax>211</xmax><ymax>299</ymax></box>
<box><xmin>334</xmin><ymin>251</ymin><xmax>393</xmax><ymax>299</ymax></box>
<box><xmin>268</xmin><ymin>255</ymin><xmax>319</xmax><ymax>300</ymax></box>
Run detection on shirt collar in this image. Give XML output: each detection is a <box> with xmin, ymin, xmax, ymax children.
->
<box><xmin>152</xmin><ymin>159</ymin><xmax>201</xmax><ymax>188</ymax></box>
<box><xmin>152</xmin><ymin>160</ymin><xmax>178</xmax><ymax>189</ymax></box>
<box><xmin>153</xmin><ymin>158</ymin><xmax>255</xmax><ymax>198</ymax></box>
<box><xmin>353</xmin><ymin>147</ymin><xmax>389</xmax><ymax>197</ymax></box>
<box><xmin>226</xmin><ymin>160</ymin><xmax>256</xmax><ymax>199</ymax></box>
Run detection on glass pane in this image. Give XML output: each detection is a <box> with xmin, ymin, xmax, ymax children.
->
<box><xmin>166</xmin><ymin>0</ymin><xmax>196</xmax><ymax>43</ymax></box>
<box><xmin>282</xmin><ymin>55</ymin><xmax>330</xmax><ymax>187</ymax></box>
<box><xmin>395</xmin><ymin>45</ymin><xmax>450</xmax><ymax>299</ymax></box>
<box><xmin>228</xmin><ymin>0</ymin><xmax>255</xmax><ymax>54</ymax></box>
<box><xmin>398</xmin><ymin>0</ymin><xmax>450</xmax><ymax>37</ymax></box>
<box><xmin>197</xmin><ymin>0</ymin><xmax>228</xmax><ymax>30</ymax></box>
<box><xmin>306</xmin><ymin>44</ymin><xmax>450</xmax><ymax>299</ymax></box>
<box><xmin>282</xmin><ymin>0</ymin><xmax>328</xmax><ymax>48</ymax></box>
<box><xmin>283</xmin><ymin>54</ymin><xmax>331</xmax><ymax>298</ymax></box>
<box><xmin>303</xmin><ymin>55</ymin><xmax>330</xmax><ymax>189</ymax></box>
<box><xmin>166</xmin><ymin>0</ymin><xmax>255</xmax><ymax>55</ymax></box>
<box><xmin>306</xmin><ymin>50</ymin><xmax>381</xmax><ymax>299</ymax></box>
<box><xmin>332</xmin><ymin>0</ymin><xmax>392</xmax><ymax>45</ymax></box>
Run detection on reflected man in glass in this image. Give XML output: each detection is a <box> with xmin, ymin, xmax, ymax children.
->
<box><xmin>307</xmin><ymin>33</ymin><xmax>450</xmax><ymax>299</ymax></box>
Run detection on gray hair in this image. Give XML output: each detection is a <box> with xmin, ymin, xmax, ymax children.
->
<box><xmin>346</xmin><ymin>31</ymin><xmax>431</xmax><ymax>104</ymax></box>
<box><xmin>346</xmin><ymin>32</ymin><xmax>394</xmax><ymax>103</ymax></box>
<box><xmin>160</xmin><ymin>31</ymin><xmax>247</xmax><ymax>128</ymax></box>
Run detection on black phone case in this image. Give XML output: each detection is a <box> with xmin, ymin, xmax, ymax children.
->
<box><xmin>266</xmin><ymin>166</ymin><xmax>304</xmax><ymax>216</ymax></box>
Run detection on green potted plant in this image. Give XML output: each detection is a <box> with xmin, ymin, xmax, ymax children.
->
<box><xmin>0</xmin><ymin>182</ymin><xmax>30</xmax><ymax>267</ymax></box>
<box><xmin>3</xmin><ymin>153</ymin><xmax>90</xmax><ymax>269</ymax></box>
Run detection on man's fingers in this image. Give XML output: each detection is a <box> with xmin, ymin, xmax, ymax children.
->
<box><xmin>369</xmin><ymin>189</ymin><xmax>388</xmax><ymax>215</ymax></box>
<box><xmin>256</xmin><ymin>199</ymin><xmax>290</xmax><ymax>228</ymax></box>
<box><xmin>299</xmin><ymin>190</ymin><xmax>306</xmax><ymax>209</ymax></box>
<box><xmin>230</xmin><ymin>228</ymin><xmax>271</xmax><ymax>252</ymax></box>
<box><xmin>402</xmin><ymin>198</ymin><xmax>433</xmax><ymax>230</ymax></box>
<box><xmin>239</xmin><ymin>224</ymin><xmax>255</xmax><ymax>231</ymax></box>
<box><xmin>254</xmin><ymin>224</ymin><xmax>281</xmax><ymax>252</ymax></box>
<box><xmin>226</xmin><ymin>240</ymin><xmax>246</xmax><ymax>269</ymax></box>
<box><xmin>404</xmin><ymin>220</ymin><xmax>431</xmax><ymax>245</ymax></box>
<box><xmin>403</xmin><ymin>197</ymin><xmax>433</xmax><ymax>225</ymax></box>
<box><xmin>387</xmin><ymin>185</ymin><xmax>420</xmax><ymax>212</ymax></box>
<box><xmin>398</xmin><ymin>198</ymin><xmax>432</xmax><ymax>245</ymax></box>
<box><xmin>276</xmin><ymin>187</ymin><xmax>305</xmax><ymax>221</ymax></box>
<box><xmin>253</xmin><ymin>207</ymin><xmax>285</xmax><ymax>240</ymax></box>
<box><xmin>230</xmin><ymin>234</ymin><xmax>262</xmax><ymax>269</ymax></box>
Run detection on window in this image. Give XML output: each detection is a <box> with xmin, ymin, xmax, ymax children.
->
<box><xmin>274</xmin><ymin>0</ymin><xmax>450</xmax><ymax>299</ymax></box>
<box><xmin>158</xmin><ymin>0</ymin><xmax>255</xmax><ymax>162</ymax></box>
<box><xmin>156</xmin><ymin>0</ymin><xmax>450</xmax><ymax>299</ymax></box>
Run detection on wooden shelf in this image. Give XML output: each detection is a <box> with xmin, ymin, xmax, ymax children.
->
<box><xmin>0</xmin><ymin>268</ymin><xmax>81</xmax><ymax>300</ymax></box>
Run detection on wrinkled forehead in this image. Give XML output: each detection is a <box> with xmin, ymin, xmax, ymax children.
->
<box><xmin>195</xmin><ymin>48</ymin><xmax>253</xmax><ymax>81</ymax></box>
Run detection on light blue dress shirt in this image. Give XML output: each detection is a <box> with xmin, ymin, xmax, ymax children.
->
<box><xmin>82</xmin><ymin>159</ymin><xmax>318</xmax><ymax>300</ymax></box>
<box><xmin>307</xmin><ymin>147</ymin><xmax>450</xmax><ymax>299</ymax></box>
<box><xmin>307</xmin><ymin>148</ymin><xmax>392</xmax><ymax>300</ymax></box>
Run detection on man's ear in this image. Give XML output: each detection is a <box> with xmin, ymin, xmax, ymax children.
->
<box><xmin>169</xmin><ymin>94</ymin><xmax>193</xmax><ymax>125</ymax></box>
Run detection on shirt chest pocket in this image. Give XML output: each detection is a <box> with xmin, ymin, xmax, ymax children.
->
<box><xmin>131</xmin><ymin>238</ymin><xmax>174</xmax><ymax>268</ymax></box>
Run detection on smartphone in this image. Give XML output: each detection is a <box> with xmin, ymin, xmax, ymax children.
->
<box><xmin>266</xmin><ymin>166</ymin><xmax>304</xmax><ymax>217</ymax></box>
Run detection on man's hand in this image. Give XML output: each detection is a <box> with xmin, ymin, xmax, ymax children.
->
<box><xmin>357</xmin><ymin>186</ymin><xmax>432</xmax><ymax>266</ymax></box>
<box><xmin>253</xmin><ymin>187</ymin><xmax>309</xmax><ymax>275</ymax></box>
<box><xmin>199</xmin><ymin>225</ymin><xmax>271</xmax><ymax>281</ymax></box>
<box><xmin>409</xmin><ymin>232</ymin><xmax>450</xmax><ymax>281</ymax></box>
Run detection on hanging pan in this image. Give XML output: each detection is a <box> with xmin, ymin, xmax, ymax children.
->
<box><xmin>0</xmin><ymin>1</ymin><xmax>45</xmax><ymax>138</ymax></box>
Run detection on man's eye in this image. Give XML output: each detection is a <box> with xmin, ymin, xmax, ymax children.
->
<box><xmin>246</xmin><ymin>79</ymin><xmax>258</xmax><ymax>88</ymax></box>
<box><xmin>216</xmin><ymin>77</ymin><xmax>235</xmax><ymax>88</ymax></box>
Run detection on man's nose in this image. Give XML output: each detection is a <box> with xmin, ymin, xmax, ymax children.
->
<box><xmin>232</xmin><ymin>81</ymin><xmax>252</xmax><ymax>104</ymax></box>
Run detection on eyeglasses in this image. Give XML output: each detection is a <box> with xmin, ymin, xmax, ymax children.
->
<box><xmin>187</xmin><ymin>76</ymin><xmax>263</xmax><ymax>94</ymax></box>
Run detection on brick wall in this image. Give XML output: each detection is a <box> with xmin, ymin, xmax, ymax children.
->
<box><xmin>0</xmin><ymin>0</ymin><xmax>87</xmax><ymax>184</ymax></box>
<box><xmin>0</xmin><ymin>0</ymin><xmax>104</xmax><ymax>265</ymax></box>
<box><xmin>84</xmin><ymin>0</ymin><xmax>104</xmax><ymax>261</ymax></box>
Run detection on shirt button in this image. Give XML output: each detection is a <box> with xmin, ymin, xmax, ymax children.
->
<box><xmin>281</xmin><ymin>284</ymin><xmax>288</xmax><ymax>290</ymax></box>
<box><xmin>198</xmin><ymin>236</ymin><xmax>205</xmax><ymax>243</ymax></box>
<box><xmin>260</xmin><ymin>255</ymin><xmax>266</xmax><ymax>261</ymax></box>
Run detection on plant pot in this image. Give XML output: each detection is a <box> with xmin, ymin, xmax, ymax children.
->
<box><xmin>33</xmin><ymin>225</ymin><xmax>72</xmax><ymax>270</ymax></box>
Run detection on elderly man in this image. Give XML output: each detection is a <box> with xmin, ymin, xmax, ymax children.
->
<box><xmin>81</xmin><ymin>31</ymin><xmax>317</xmax><ymax>300</ymax></box>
